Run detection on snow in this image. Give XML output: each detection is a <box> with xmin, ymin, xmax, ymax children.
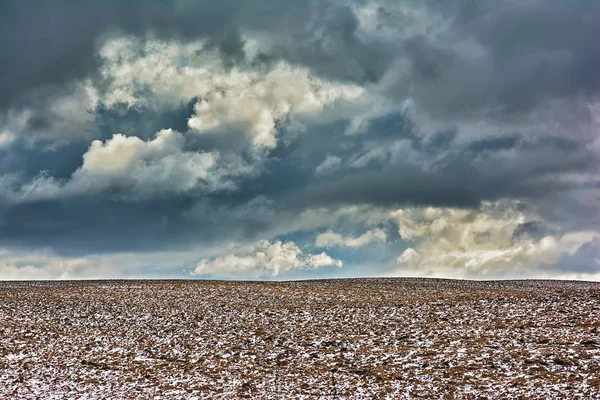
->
<box><xmin>0</xmin><ymin>278</ymin><xmax>599</xmax><ymax>398</ymax></box>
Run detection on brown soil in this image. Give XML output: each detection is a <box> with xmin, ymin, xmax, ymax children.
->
<box><xmin>1</xmin><ymin>278</ymin><xmax>599</xmax><ymax>398</ymax></box>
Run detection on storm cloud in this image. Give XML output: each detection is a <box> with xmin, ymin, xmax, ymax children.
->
<box><xmin>1</xmin><ymin>0</ymin><xmax>600</xmax><ymax>279</ymax></box>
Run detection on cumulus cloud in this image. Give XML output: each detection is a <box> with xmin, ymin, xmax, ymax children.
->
<box><xmin>315</xmin><ymin>229</ymin><xmax>387</xmax><ymax>248</ymax></box>
<box><xmin>14</xmin><ymin>129</ymin><xmax>251</xmax><ymax>202</ymax></box>
<box><xmin>71</xmin><ymin>130</ymin><xmax>224</xmax><ymax>195</ymax></box>
<box><xmin>99</xmin><ymin>37</ymin><xmax>364</xmax><ymax>150</ymax></box>
<box><xmin>394</xmin><ymin>201</ymin><xmax>600</xmax><ymax>278</ymax></box>
<box><xmin>193</xmin><ymin>240</ymin><xmax>342</xmax><ymax>278</ymax></box>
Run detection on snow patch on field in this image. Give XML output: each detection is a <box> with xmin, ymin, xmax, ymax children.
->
<box><xmin>0</xmin><ymin>279</ymin><xmax>599</xmax><ymax>398</ymax></box>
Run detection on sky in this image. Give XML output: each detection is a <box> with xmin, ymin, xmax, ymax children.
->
<box><xmin>1</xmin><ymin>0</ymin><xmax>600</xmax><ymax>280</ymax></box>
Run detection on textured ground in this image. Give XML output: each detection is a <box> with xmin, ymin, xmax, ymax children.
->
<box><xmin>1</xmin><ymin>278</ymin><xmax>599</xmax><ymax>399</ymax></box>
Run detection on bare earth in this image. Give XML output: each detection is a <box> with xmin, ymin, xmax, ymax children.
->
<box><xmin>1</xmin><ymin>279</ymin><xmax>599</xmax><ymax>399</ymax></box>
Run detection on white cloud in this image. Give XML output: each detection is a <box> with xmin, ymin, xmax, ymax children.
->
<box><xmin>16</xmin><ymin>129</ymin><xmax>250</xmax><ymax>201</ymax></box>
<box><xmin>0</xmin><ymin>36</ymin><xmax>375</xmax><ymax>203</ymax></box>
<box><xmin>188</xmin><ymin>63</ymin><xmax>363</xmax><ymax>149</ymax></box>
<box><xmin>393</xmin><ymin>201</ymin><xmax>600</xmax><ymax>278</ymax></box>
<box><xmin>72</xmin><ymin>129</ymin><xmax>220</xmax><ymax>194</ymax></box>
<box><xmin>396</xmin><ymin>247</ymin><xmax>420</xmax><ymax>265</ymax></box>
<box><xmin>192</xmin><ymin>240</ymin><xmax>342</xmax><ymax>278</ymax></box>
<box><xmin>99</xmin><ymin>37</ymin><xmax>364</xmax><ymax>150</ymax></box>
<box><xmin>315</xmin><ymin>229</ymin><xmax>387</xmax><ymax>248</ymax></box>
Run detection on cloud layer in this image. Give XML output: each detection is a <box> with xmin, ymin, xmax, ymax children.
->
<box><xmin>1</xmin><ymin>0</ymin><xmax>599</xmax><ymax>279</ymax></box>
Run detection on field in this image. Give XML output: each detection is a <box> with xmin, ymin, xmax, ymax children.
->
<box><xmin>1</xmin><ymin>278</ymin><xmax>599</xmax><ymax>399</ymax></box>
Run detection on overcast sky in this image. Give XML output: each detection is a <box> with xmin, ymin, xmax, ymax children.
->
<box><xmin>1</xmin><ymin>0</ymin><xmax>599</xmax><ymax>280</ymax></box>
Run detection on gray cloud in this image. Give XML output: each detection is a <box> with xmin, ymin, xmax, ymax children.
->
<box><xmin>380</xmin><ymin>0</ymin><xmax>600</xmax><ymax>121</ymax></box>
<box><xmin>1</xmin><ymin>0</ymin><xmax>600</xmax><ymax>278</ymax></box>
<box><xmin>553</xmin><ymin>239</ymin><xmax>600</xmax><ymax>274</ymax></box>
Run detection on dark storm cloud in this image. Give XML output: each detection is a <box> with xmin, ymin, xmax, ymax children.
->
<box><xmin>0</xmin><ymin>0</ymin><xmax>387</xmax><ymax>109</ymax></box>
<box><xmin>278</xmin><ymin>117</ymin><xmax>598</xmax><ymax>213</ymax></box>
<box><xmin>0</xmin><ymin>140</ymin><xmax>88</xmax><ymax>181</ymax></box>
<box><xmin>197</xmin><ymin>106</ymin><xmax>597</xmax><ymax>216</ymax></box>
<box><xmin>3</xmin><ymin>100</ymin><xmax>598</xmax><ymax>256</ymax></box>
<box><xmin>0</xmin><ymin>196</ymin><xmax>193</xmax><ymax>254</ymax></box>
<box><xmin>383</xmin><ymin>0</ymin><xmax>600</xmax><ymax>120</ymax></box>
<box><xmin>0</xmin><ymin>0</ymin><xmax>215</xmax><ymax>106</ymax></box>
<box><xmin>264</xmin><ymin>4</ymin><xmax>396</xmax><ymax>84</ymax></box>
<box><xmin>0</xmin><ymin>0</ymin><xmax>599</xmax><ymax>270</ymax></box>
<box><xmin>0</xmin><ymin>194</ymin><xmax>272</xmax><ymax>255</ymax></box>
<box><xmin>2</xmin><ymin>0</ymin><xmax>599</xmax><ymax>114</ymax></box>
<box><xmin>0</xmin><ymin>0</ymin><xmax>394</xmax><ymax>155</ymax></box>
